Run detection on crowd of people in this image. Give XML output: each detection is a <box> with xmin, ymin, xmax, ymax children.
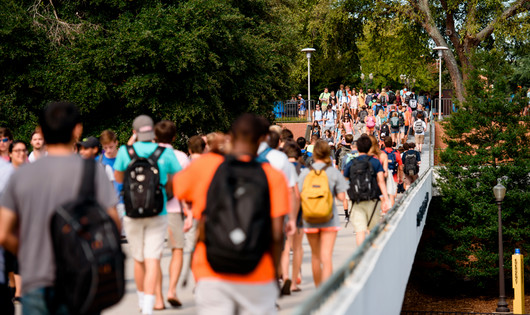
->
<box><xmin>0</xmin><ymin>89</ymin><xmax>427</xmax><ymax>315</ymax></box>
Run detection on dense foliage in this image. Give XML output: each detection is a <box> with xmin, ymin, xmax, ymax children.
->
<box><xmin>414</xmin><ymin>53</ymin><xmax>530</xmax><ymax>291</ymax></box>
<box><xmin>0</xmin><ymin>0</ymin><xmax>297</xmax><ymax>145</ymax></box>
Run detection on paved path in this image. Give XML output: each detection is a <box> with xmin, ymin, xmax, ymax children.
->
<box><xmin>4</xmin><ymin>126</ymin><xmax>434</xmax><ymax>315</ymax></box>
<box><xmin>103</xmin><ymin>128</ymin><xmax>431</xmax><ymax>315</ymax></box>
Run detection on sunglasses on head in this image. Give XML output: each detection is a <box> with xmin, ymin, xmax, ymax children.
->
<box><xmin>1</xmin><ymin>138</ymin><xmax>10</xmax><ymax>143</ymax></box>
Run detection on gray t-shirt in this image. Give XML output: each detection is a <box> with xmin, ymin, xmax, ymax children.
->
<box><xmin>298</xmin><ymin>162</ymin><xmax>349</xmax><ymax>228</ymax></box>
<box><xmin>0</xmin><ymin>155</ymin><xmax>118</xmax><ymax>294</ymax></box>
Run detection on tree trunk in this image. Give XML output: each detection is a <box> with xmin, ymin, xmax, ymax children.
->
<box><xmin>419</xmin><ymin>9</ymin><xmax>466</xmax><ymax>104</ymax></box>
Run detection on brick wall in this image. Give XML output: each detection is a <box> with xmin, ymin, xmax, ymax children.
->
<box><xmin>277</xmin><ymin>122</ymin><xmax>312</xmax><ymax>140</ymax></box>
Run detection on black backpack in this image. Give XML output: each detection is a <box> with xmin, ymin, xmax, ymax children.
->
<box><xmin>380</xmin><ymin>95</ymin><xmax>387</xmax><ymax>105</ymax></box>
<box><xmin>398</xmin><ymin>111</ymin><xmax>405</xmax><ymax>127</ymax></box>
<box><xmin>347</xmin><ymin>156</ymin><xmax>380</xmax><ymax>203</ymax></box>
<box><xmin>359</xmin><ymin>110</ymin><xmax>368</xmax><ymax>122</ymax></box>
<box><xmin>375</xmin><ymin>104</ymin><xmax>384</xmax><ymax>115</ymax></box>
<box><xmin>123</xmin><ymin>145</ymin><xmax>165</xmax><ymax>218</ymax></box>
<box><xmin>404</xmin><ymin>152</ymin><xmax>419</xmax><ymax>176</ymax></box>
<box><xmin>51</xmin><ymin>159</ymin><xmax>125</xmax><ymax>315</ymax></box>
<box><xmin>380</xmin><ymin>124</ymin><xmax>390</xmax><ymax>138</ymax></box>
<box><xmin>202</xmin><ymin>156</ymin><xmax>271</xmax><ymax>274</ymax></box>
<box><xmin>388</xmin><ymin>91</ymin><xmax>396</xmax><ymax>104</ymax></box>
<box><xmin>365</xmin><ymin>94</ymin><xmax>373</xmax><ymax>106</ymax></box>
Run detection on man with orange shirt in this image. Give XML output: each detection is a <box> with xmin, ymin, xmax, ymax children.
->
<box><xmin>174</xmin><ymin>114</ymin><xmax>289</xmax><ymax>314</ymax></box>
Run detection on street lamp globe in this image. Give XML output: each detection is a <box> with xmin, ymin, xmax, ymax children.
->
<box><xmin>369</xmin><ymin>73</ymin><xmax>373</xmax><ymax>80</ymax></box>
<box><xmin>433</xmin><ymin>46</ymin><xmax>448</xmax><ymax>56</ymax></box>
<box><xmin>360</xmin><ymin>73</ymin><xmax>365</xmax><ymax>80</ymax></box>
<box><xmin>301</xmin><ymin>48</ymin><xmax>316</xmax><ymax>59</ymax></box>
<box><xmin>493</xmin><ymin>182</ymin><xmax>506</xmax><ymax>202</ymax></box>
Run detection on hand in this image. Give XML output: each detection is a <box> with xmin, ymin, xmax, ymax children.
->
<box><xmin>183</xmin><ymin>215</ymin><xmax>193</xmax><ymax>233</ymax></box>
<box><xmin>285</xmin><ymin>219</ymin><xmax>296</xmax><ymax>236</ymax></box>
<box><xmin>381</xmin><ymin>200</ymin><xmax>392</xmax><ymax>213</ymax></box>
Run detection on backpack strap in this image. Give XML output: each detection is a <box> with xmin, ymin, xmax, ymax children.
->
<box><xmin>366</xmin><ymin>200</ymin><xmax>380</xmax><ymax>227</ymax></box>
<box><xmin>148</xmin><ymin>146</ymin><xmax>166</xmax><ymax>164</ymax></box>
<box><xmin>257</xmin><ymin>147</ymin><xmax>272</xmax><ymax>162</ymax></box>
<box><xmin>79</xmin><ymin>158</ymin><xmax>96</xmax><ymax>199</ymax></box>
<box><xmin>126</xmin><ymin>145</ymin><xmax>139</xmax><ymax>161</ymax></box>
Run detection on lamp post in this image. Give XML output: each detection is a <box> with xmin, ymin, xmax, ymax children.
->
<box><xmin>301</xmin><ymin>48</ymin><xmax>316</xmax><ymax>122</ymax></box>
<box><xmin>493</xmin><ymin>180</ymin><xmax>509</xmax><ymax>313</ymax></box>
<box><xmin>433</xmin><ymin>46</ymin><xmax>448</xmax><ymax>120</ymax></box>
<box><xmin>369</xmin><ymin>73</ymin><xmax>373</xmax><ymax>90</ymax></box>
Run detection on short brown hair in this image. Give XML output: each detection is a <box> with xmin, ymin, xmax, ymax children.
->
<box><xmin>154</xmin><ymin>120</ymin><xmax>177</xmax><ymax>144</ymax></box>
<box><xmin>282</xmin><ymin>139</ymin><xmax>301</xmax><ymax>159</ymax></box>
<box><xmin>313</xmin><ymin>140</ymin><xmax>331</xmax><ymax>164</ymax></box>
<box><xmin>188</xmin><ymin>135</ymin><xmax>206</xmax><ymax>154</ymax></box>
<box><xmin>345</xmin><ymin>134</ymin><xmax>353</xmax><ymax>144</ymax></box>
<box><xmin>0</xmin><ymin>127</ymin><xmax>13</xmax><ymax>140</ymax></box>
<box><xmin>100</xmin><ymin>129</ymin><xmax>117</xmax><ymax>145</ymax></box>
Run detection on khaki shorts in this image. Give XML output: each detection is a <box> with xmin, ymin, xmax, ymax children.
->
<box><xmin>352</xmin><ymin>199</ymin><xmax>381</xmax><ymax>232</ymax></box>
<box><xmin>167</xmin><ymin>213</ymin><xmax>185</xmax><ymax>249</ymax></box>
<box><xmin>196</xmin><ymin>280</ymin><xmax>278</xmax><ymax>315</ymax></box>
<box><xmin>123</xmin><ymin>215</ymin><xmax>167</xmax><ymax>262</ymax></box>
<box><xmin>415</xmin><ymin>134</ymin><xmax>425</xmax><ymax>144</ymax></box>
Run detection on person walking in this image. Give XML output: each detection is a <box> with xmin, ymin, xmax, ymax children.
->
<box><xmin>299</xmin><ymin>140</ymin><xmax>348</xmax><ymax>287</ymax></box>
<box><xmin>174</xmin><ymin>114</ymin><xmax>290</xmax><ymax>314</ymax></box>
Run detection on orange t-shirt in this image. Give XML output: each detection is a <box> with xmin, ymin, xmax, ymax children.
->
<box><xmin>174</xmin><ymin>153</ymin><xmax>290</xmax><ymax>283</ymax></box>
<box><xmin>404</xmin><ymin>110</ymin><xmax>412</xmax><ymax>126</ymax></box>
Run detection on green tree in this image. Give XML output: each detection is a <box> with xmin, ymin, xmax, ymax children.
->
<box><xmin>415</xmin><ymin>52</ymin><xmax>530</xmax><ymax>290</ymax></box>
<box><xmin>290</xmin><ymin>0</ymin><xmax>364</xmax><ymax>94</ymax></box>
<box><xmin>357</xmin><ymin>18</ymin><xmax>437</xmax><ymax>92</ymax></box>
<box><xmin>0</xmin><ymin>0</ymin><xmax>298</xmax><ymax>145</ymax></box>
<box><xmin>375</xmin><ymin>0</ymin><xmax>530</xmax><ymax>103</ymax></box>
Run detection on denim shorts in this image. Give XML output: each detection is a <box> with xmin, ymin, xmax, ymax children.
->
<box><xmin>21</xmin><ymin>287</ymin><xmax>71</xmax><ymax>315</ymax></box>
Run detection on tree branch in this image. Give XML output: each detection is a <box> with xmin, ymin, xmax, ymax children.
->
<box><xmin>440</xmin><ymin>0</ymin><xmax>462</xmax><ymax>51</ymax></box>
<box><xmin>474</xmin><ymin>0</ymin><xmax>530</xmax><ymax>44</ymax></box>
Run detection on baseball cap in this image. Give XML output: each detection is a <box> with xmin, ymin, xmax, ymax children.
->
<box><xmin>328</xmin><ymin>141</ymin><xmax>334</xmax><ymax>146</ymax></box>
<box><xmin>298</xmin><ymin>94</ymin><xmax>302</xmax><ymax>97</ymax></box>
<box><xmin>133</xmin><ymin>115</ymin><xmax>155</xmax><ymax>142</ymax></box>
<box><xmin>78</xmin><ymin>136</ymin><xmax>99</xmax><ymax>148</ymax></box>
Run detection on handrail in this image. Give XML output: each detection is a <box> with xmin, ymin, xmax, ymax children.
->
<box><xmin>293</xmin><ymin>120</ymin><xmax>435</xmax><ymax>315</ymax></box>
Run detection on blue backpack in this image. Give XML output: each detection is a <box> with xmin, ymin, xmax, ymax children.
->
<box><xmin>384</xmin><ymin>149</ymin><xmax>398</xmax><ymax>174</ymax></box>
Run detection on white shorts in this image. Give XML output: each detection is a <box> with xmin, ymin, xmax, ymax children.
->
<box><xmin>386</xmin><ymin>174</ymin><xmax>397</xmax><ymax>196</ymax></box>
<box><xmin>196</xmin><ymin>280</ymin><xmax>278</xmax><ymax>315</ymax></box>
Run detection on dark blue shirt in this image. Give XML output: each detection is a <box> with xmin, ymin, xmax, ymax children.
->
<box><xmin>343</xmin><ymin>154</ymin><xmax>384</xmax><ymax>179</ymax></box>
<box><xmin>402</xmin><ymin>150</ymin><xmax>421</xmax><ymax>162</ymax></box>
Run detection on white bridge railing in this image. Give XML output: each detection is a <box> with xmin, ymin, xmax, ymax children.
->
<box><xmin>293</xmin><ymin>121</ymin><xmax>435</xmax><ymax>315</ymax></box>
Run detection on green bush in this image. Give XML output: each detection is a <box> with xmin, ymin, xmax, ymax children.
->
<box><xmin>413</xmin><ymin>52</ymin><xmax>530</xmax><ymax>293</ymax></box>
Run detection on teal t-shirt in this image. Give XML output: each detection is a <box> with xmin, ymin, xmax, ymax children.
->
<box><xmin>114</xmin><ymin>142</ymin><xmax>182</xmax><ymax>215</ymax></box>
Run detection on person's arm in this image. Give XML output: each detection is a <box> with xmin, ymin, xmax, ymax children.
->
<box><xmin>0</xmin><ymin>208</ymin><xmax>19</xmax><ymax>254</ymax></box>
<box><xmin>106</xmin><ymin>206</ymin><xmax>121</xmax><ymax>232</ymax></box>
<box><xmin>377</xmin><ymin>172</ymin><xmax>391</xmax><ymax>213</ymax></box>
<box><xmin>114</xmin><ymin>170</ymin><xmax>124</xmax><ymax>183</ymax></box>
<box><xmin>182</xmin><ymin>202</ymin><xmax>194</xmax><ymax>233</ymax></box>
<box><xmin>271</xmin><ymin>216</ymin><xmax>284</xmax><ymax>277</ymax></box>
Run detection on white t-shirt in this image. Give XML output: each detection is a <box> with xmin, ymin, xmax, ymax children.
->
<box><xmin>28</xmin><ymin>151</ymin><xmax>47</xmax><ymax>163</ymax></box>
<box><xmin>159</xmin><ymin>144</ymin><xmax>190</xmax><ymax>213</ymax></box>
<box><xmin>313</xmin><ymin>110</ymin><xmax>323</xmax><ymax>123</ymax></box>
<box><xmin>258</xmin><ymin>142</ymin><xmax>296</xmax><ymax>188</ymax></box>
<box><xmin>413</xmin><ymin>119</ymin><xmax>427</xmax><ymax>135</ymax></box>
<box><xmin>324</xmin><ymin>110</ymin><xmax>336</xmax><ymax>127</ymax></box>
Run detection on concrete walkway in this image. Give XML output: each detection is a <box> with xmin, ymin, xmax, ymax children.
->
<box><xmin>103</xmin><ymin>128</ymin><xmax>431</xmax><ymax>315</ymax></box>
<box><xmin>9</xmin><ymin>126</ymin><xmax>432</xmax><ymax>315</ymax></box>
